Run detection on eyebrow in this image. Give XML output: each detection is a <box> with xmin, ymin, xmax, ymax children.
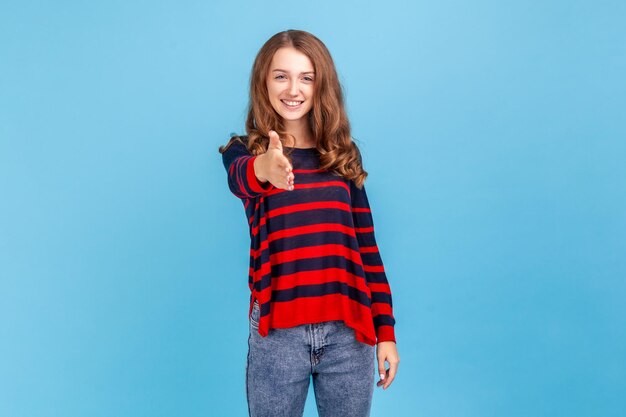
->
<box><xmin>272</xmin><ymin>69</ymin><xmax>315</xmax><ymax>75</ymax></box>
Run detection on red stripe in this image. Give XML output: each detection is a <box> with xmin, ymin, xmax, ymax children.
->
<box><xmin>359</xmin><ymin>245</ymin><xmax>379</xmax><ymax>253</ymax></box>
<box><xmin>270</xmin><ymin>243</ymin><xmax>362</xmax><ymax>265</ymax></box>
<box><xmin>363</xmin><ymin>265</ymin><xmax>385</xmax><ymax>273</ymax></box>
<box><xmin>269</xmin><ymin>267</ymin><xmax>371</xmax><ymax>294</ymax></box>
<box><xmin>260</xmin><ymin>179</ymin><xmax>348</xmax><ymax>197</ymax></box>
<box><xmin>375</xmin><ymin>325</ymin><xmax>396</xmax><ymax>343</ymax></box>
<box><xmin>269</xmin><ymin>223</ymin><xmax>356</xmax><ymax>241</ymax></box>
<box><xmin>266</xmin><ymin>293</ymin><xmax>377</xmax><ymax>345</ymax></box>
<box><xmin>269</xmin><ymin>200</ymin><xmax>351</xmax><ymax>218</ymax></box>
<box><xmin>371</xmin><ymin>303</ymin><xmax>393</xmax><ymax>316</ymax></box>
<box><xmin>367</xmin><ymin>283</ymin><xmax>391</xmax><ymax>292</ymax></box>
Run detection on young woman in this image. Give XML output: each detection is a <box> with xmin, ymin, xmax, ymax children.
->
<box><xmin>219</xmin><ymin>29</ymin><xmax>400</xmax><ymax>417</ymax></box>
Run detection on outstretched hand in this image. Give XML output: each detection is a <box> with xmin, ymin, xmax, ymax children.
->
<box><xmin>253</xmin><ymin>130</ymin><xmax>295</xmax><ymax>191</ymax></box>
<box><xmin>376</xmin><ymin>341</ymin><xmax>399</xmax><ymax>390</ymax></box>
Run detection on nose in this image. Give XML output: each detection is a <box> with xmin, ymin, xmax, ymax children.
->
<box><xmin>288</xmin><ymin>79</ymin><xmax>299</xmax><ymax>96</ymax></box>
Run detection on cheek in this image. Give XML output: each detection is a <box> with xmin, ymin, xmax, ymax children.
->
<box><xmin>266</xmin><ymin>82</ymin><xmax>280</xmax><ymax>97</ymax></box>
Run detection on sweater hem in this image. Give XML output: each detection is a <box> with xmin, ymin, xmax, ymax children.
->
<box><xmin>263</xmin><ymin>314</ymin><xmax>378</xmax><ymax>346</ymax></box>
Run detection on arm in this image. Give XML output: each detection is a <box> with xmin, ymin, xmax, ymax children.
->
<box><xmin>350</xmin><ymin>180</ymin><xmax>397</xmax><ymax>344</ymax></box>
<box><xmin>221</xmin><ymin>139</ymin><xmax>275</xmax><ymax>199</ymax></box>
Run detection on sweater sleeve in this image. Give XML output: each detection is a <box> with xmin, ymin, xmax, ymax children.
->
<box><xmin>221</xmin><ymin>139</ymin><xmax>275</xmax><ymax>199</ymax></box>
<box><xmin>350</xmin><ymin>180</ymin><xmax>397</xmax><ymax>344</ymax></box>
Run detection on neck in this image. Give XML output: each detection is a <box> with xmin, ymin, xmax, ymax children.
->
<box><xmin>283</xmin><ymin>119</ymin><xmax>315</xmax><ymax>148</ymax></box>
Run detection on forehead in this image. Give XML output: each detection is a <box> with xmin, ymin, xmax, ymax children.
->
<box><xmin>270</xmin><ymin>47</ymin><xmax>314</xmax><ymax>72</ymax></box>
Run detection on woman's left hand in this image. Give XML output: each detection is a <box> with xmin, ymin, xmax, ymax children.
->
<box><xmin>376</xmin><ymin>341</ymin><xmax>399</xmax><ymax>390</ymax></box>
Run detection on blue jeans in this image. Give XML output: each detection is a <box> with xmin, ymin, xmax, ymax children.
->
<box><xmin>246</xmin><ymin>299</ymin><xmax>376</xmax><ymax>417</ymax></box>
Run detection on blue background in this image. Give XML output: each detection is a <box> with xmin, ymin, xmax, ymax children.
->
<box><xmin>1</xmin><ymin>1</ymin><xmax>625</xmax><ymax>416</ymax></box>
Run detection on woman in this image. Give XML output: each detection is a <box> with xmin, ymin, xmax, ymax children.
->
<box><xmin>219</xmin><ymin>29</ymin><xmax>400</xmax><ymax>417</ymax></box>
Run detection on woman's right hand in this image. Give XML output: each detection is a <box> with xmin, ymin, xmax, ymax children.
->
<box><xmin>253</xmin><ymin>130</ymin><xmax>295</xmax><ymax>191</ymax></box>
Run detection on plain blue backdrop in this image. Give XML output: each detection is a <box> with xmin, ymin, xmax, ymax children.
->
<box><xmin>1</xmin><ymin>1</ymin><xmax>625</xmax><ymax>416</ymax></box>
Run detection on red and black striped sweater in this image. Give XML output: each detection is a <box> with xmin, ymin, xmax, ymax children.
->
<box><xmin>221</xmin><ymin>136</ymin><xmax>396</xmax><ymax>345</ymax></box>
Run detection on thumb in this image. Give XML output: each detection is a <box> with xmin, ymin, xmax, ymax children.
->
<box><xmin>377</xmin><ymin>354</ymin><xmax>387</xmax><ymax>381</ymax></box>
<box><xmin>268</xmin><ymin>130</ymin><xmax>283</xmax><ymax>152</ymax></box>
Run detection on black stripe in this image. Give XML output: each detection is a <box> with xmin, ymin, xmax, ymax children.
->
<box><xmin>271</xmin><ymin>281</ymin><xmax>372</xmax><ymax>307</ymax></box>
<box><xmin>371</xmin><ymin>291</ymin><xmax>393</xmax><ymax>305</ymax></box>
<box><xmin>373</xmin><ymin>314</ymin><xmax>396</xmax><ymax>328</ymax></box>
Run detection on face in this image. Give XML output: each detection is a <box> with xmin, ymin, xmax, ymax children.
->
<box><xmin>266</xmin><ymin>47</ymin><xmax>315</xmax><ymax>127</ymax></box>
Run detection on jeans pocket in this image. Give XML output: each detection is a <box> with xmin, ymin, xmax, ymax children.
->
<box><xmin>250</xmin><ymin>299</ymin><xmax>260</xmax><ymax>330</ymax></box>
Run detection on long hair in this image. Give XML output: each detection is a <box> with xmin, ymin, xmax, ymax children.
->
<box><xmin>218</xmin><ymin>29</ymin><xmax>367</xmax><ymax>188</ymax></box>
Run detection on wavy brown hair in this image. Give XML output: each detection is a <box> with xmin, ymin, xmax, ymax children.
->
<box><xmin>218</xmin><ymin>29</ymin><xmax>367</xmax><ymax>188</ymax></box>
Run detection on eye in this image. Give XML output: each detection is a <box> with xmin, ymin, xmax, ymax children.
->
<box><xmin>304</xmin><ymin>76</ymin><xmax>314</xmax><ymax>82</ymax></box>
<box><xmin>275</xmin><ymin>74</ymin><xmax>286</xmax><ymax>80</ymax></box>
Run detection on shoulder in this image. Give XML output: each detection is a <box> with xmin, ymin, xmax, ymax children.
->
<box><xmin>224</xmin><ymin>134</ymin><xmax>249</xmax><ymax>149</ymax></box>
<box><xmin>221</xmin><ymin>134</ymin><xmax>251</xmax><ymax>168</ymax></box>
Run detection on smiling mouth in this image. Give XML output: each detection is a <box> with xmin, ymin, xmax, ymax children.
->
<box><xmin>281</xmin><ymin>99</ymin><xmax>304</xmax><ymax>108</ymax></box>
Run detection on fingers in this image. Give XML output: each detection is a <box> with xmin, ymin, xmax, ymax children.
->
<box><xmin>383</xmin><ymin>359</ymin><xmax>399</xmax><ymax>390</ymax></box>
<box><xmin>279</xmin><ymin>164</ymin><xmax>294</xmax><ymax>190</ymax></box>
<box><xmin>279</xmin><ymin>155</ymin><xmax>294</xmax><ymax>191</ymax></box>
<box><xmin>376</xmin><ymin>350</ymin><xmax>400</xmax><ymax>390</ymax></box>
<box><xmin>285</xmin><ymin>167</ymin><xmax>294</xmax><ymax>190</ymax></box>
<box><xmin>266</xmin><ymin>161</ymin><xmax>293</xmax><ymax>191</ymax></box>
<box><xmin>377</xmin><ymin>355</ymin><xmax>386</xmax><ymax>387</ymax></box>
<box><xmin>376</xmin><ymin>369</ymin><xmax>390</xmax><ymax>388</ymax></box>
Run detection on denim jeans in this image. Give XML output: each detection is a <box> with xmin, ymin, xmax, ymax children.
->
<box><xmin>246</xmin><ymin>299</ymin><xmax>376</xmax><ymax>417</ymax></box>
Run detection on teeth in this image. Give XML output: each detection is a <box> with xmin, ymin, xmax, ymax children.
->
<box><xmin>282</xmin><ymin>100</ymin><xmax>303</xmax><ymax>106</ymax></box>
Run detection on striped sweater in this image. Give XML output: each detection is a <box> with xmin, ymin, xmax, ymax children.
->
<box><xmin>221</xmin><ymin>137</ymin><xmax>396</xmax><ymax>345</ymax></box>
